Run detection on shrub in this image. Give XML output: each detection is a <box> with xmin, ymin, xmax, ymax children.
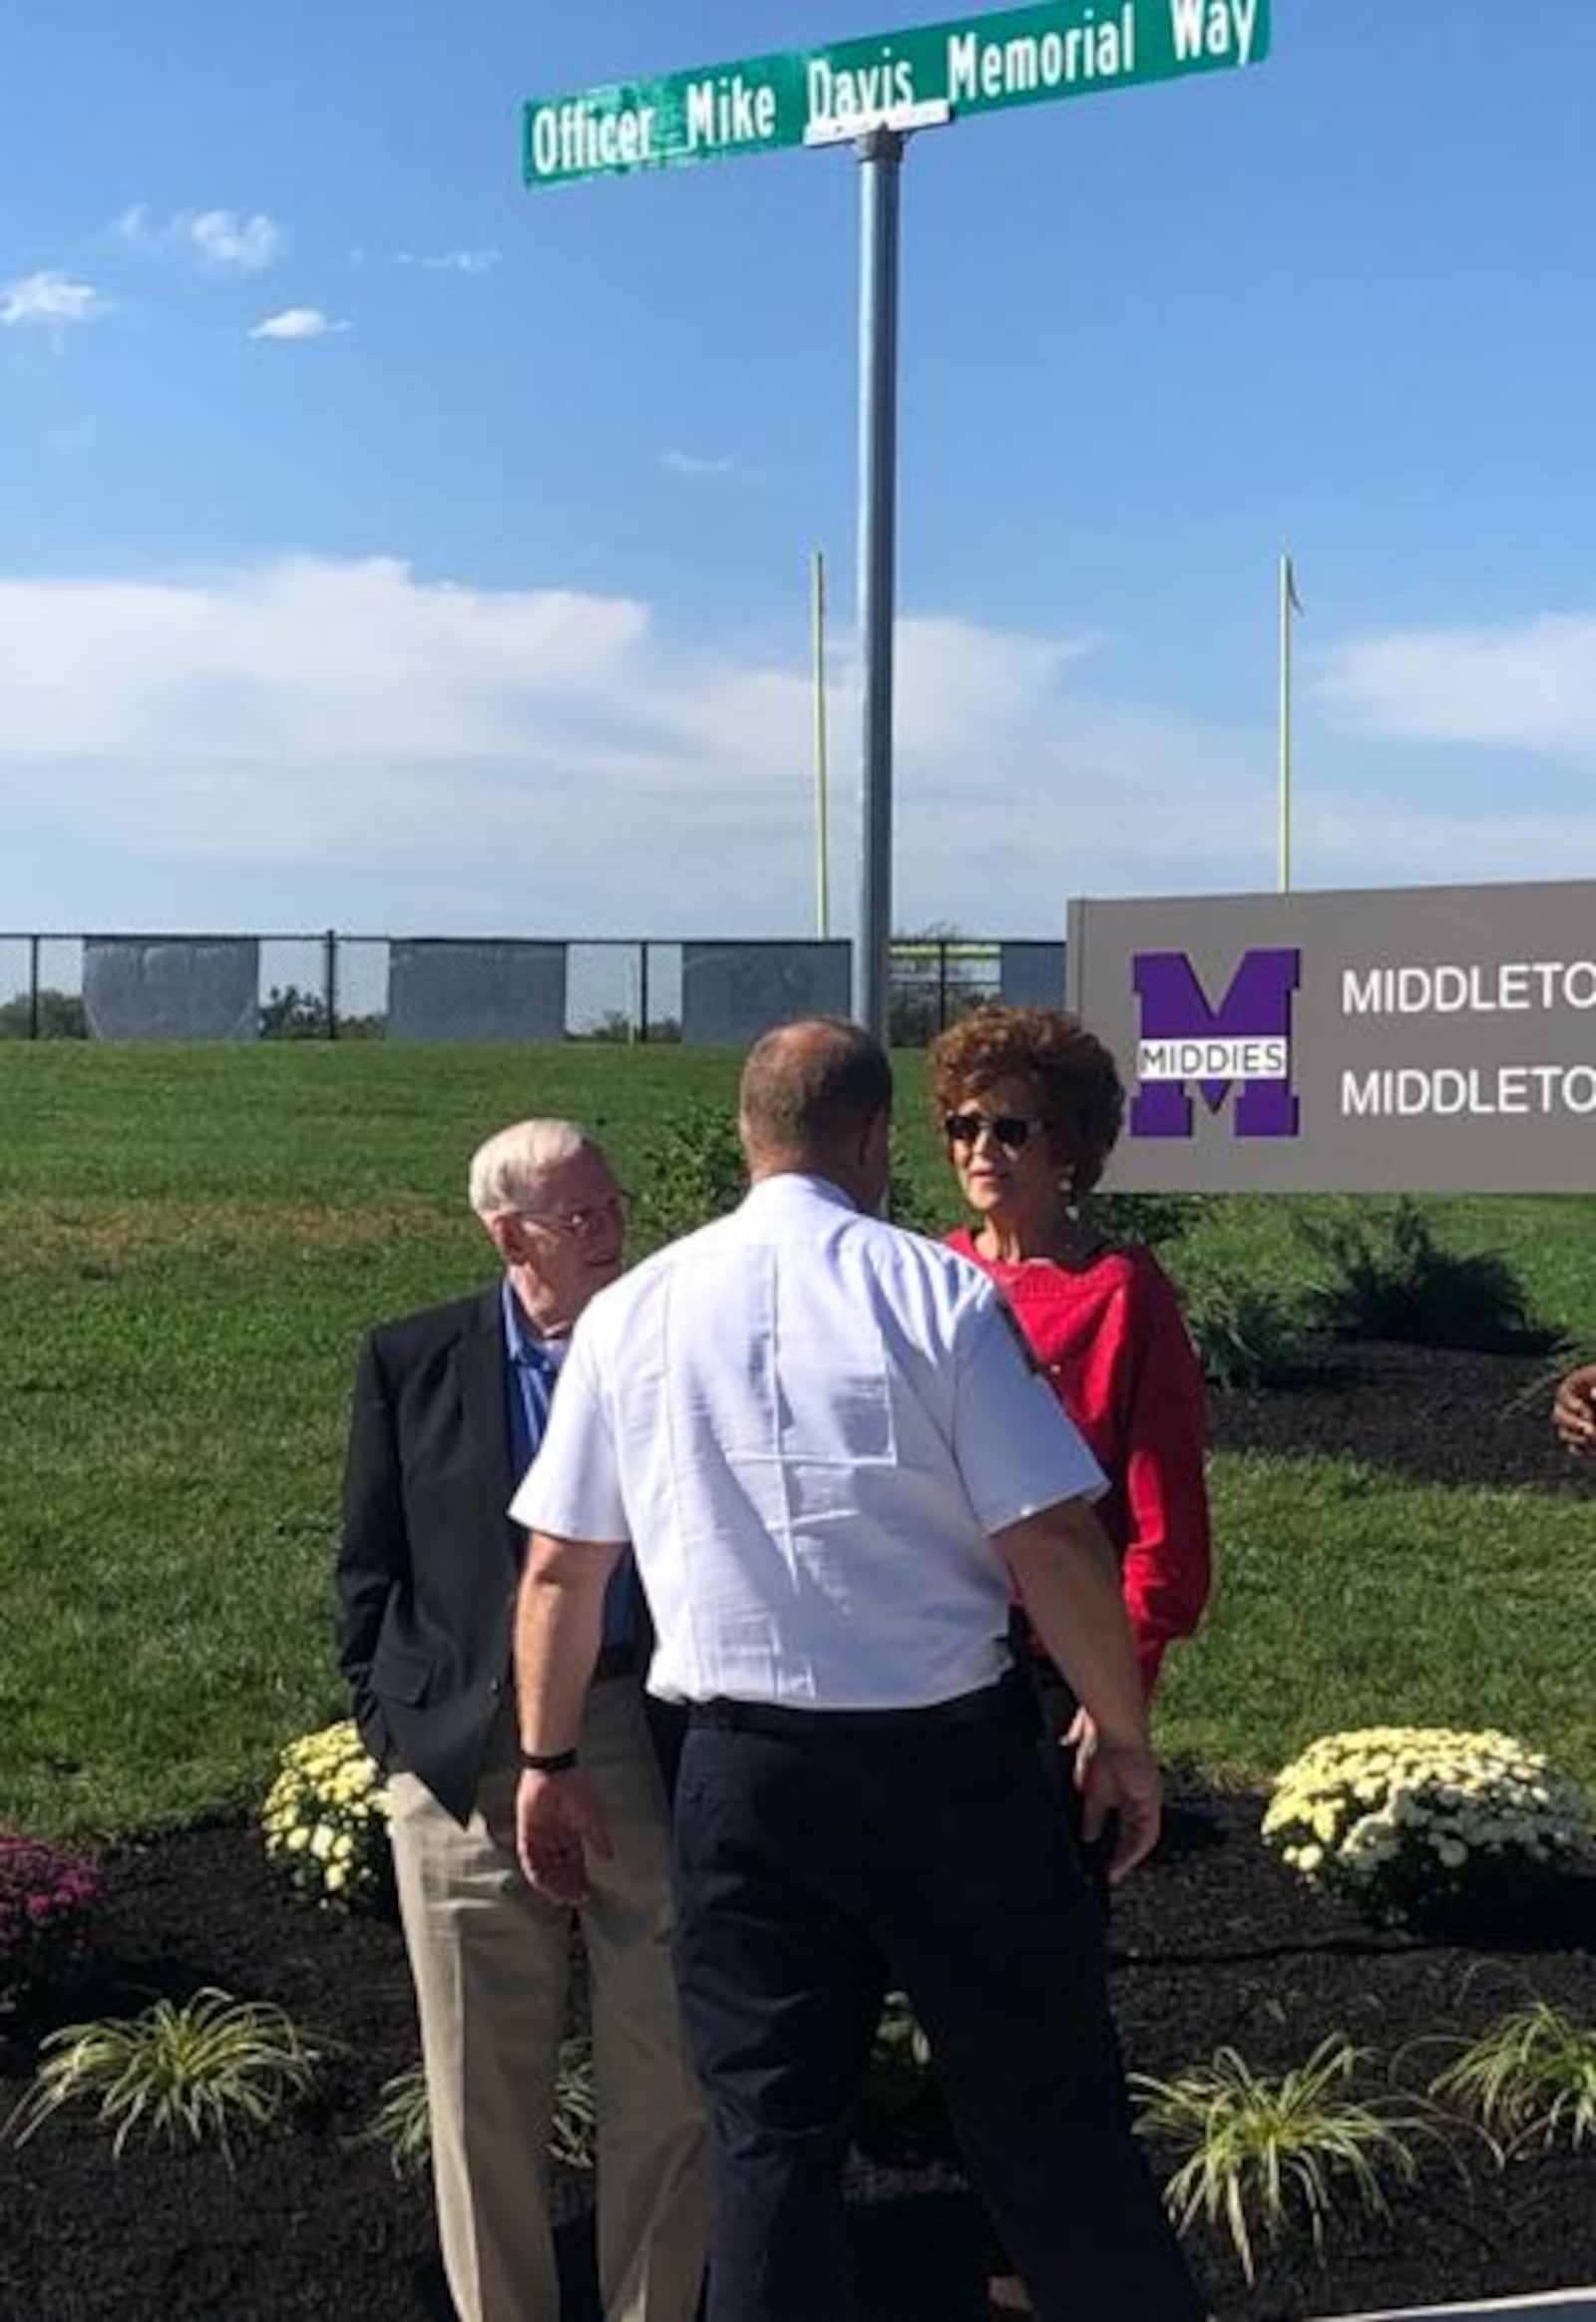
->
<box><xmin>259</xmin><ymin>983</ymin><xmax>331</xmax><ymax>1039</ymax></box>
<box><xmin>256</xmin><ymin>984</ymin><xmax>385</xmax><ymax>1040</ymax></box>
<box><xmin>883</xmin><ymin>1142</ymin><xmax>943</xmax><ymax>1238</ymax></box>
<box><xmin>632</xmin><ymin>1102</ymin><xmax>747</xmax><ymax>1251</ymax></box>
<box><xmin>1133</xmin><ymin>2036</ymin><xmax>1437</xmax><ymax>2284</ymax></box>
<box><xmin>1178</xmin><ymin>1273</ymin><xmax>1310</xmax><ymax>1390</ymax></box>
<box><xmin>1427</xmin><ymin>2001</ymin><xmax>1596</xmax><ymax>2157</ymax></box>
<box><xmin>0</xmin><ymin>987</ymin><xmax>88</xmax><ymax>1039</ymax></box>
<box><xmin>1263</xmin><ymin>1727</ymin><xmax>1590</xmax><ymax>1930</ymax></box>
<box><xmin>1095</xmin><ymin>1192</ymin><xmax>1202</xmax><ymax>1250</ymax></box>
<box><xmin>1295</xmin><ymin>1198</ymin><xmax>1550</xmax><ymax>1352</ymax></box>
<box><xmin>584</xmin><ymin>1010</ymin><xmax>638</xmax><ymax>1045</ymax></box>
<box><xmin>633</xmin><ymin>1101</ymin><xmax>937</xmax><ymax>1249</ymax></box>
<box><xmin>4</xmin><ymin>1988</ymin><xmax>325</xmax><ymax>2159</ymax></box>
<box><xmin>0</xmin><ymin>1834</ymin><xmax>101</xmax><ymax>2010</ymax></box>
<box><xmin>261</xmin><ymin>1720</ymin><xmax>392</xmax><ymax>1913</ymax></box>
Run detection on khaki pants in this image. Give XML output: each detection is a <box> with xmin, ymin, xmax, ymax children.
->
<box><xmin>389</xmin><ymin>1681</ymin><xmax>709</xmax><ymax>2322</ymax></box>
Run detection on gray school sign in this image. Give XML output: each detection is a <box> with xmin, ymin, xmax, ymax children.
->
<box><xmin>1067</xmin><ymin>880</ymin><xmax>1596</xmax><ymax>1193</ymax></box>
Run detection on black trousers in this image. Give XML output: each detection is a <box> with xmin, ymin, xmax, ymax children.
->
<box><xmin>670</xmin><ymin>1685</ymin><xmax>1203</xmax><ymax>2322</ymax></box>
<box><xmin>974</xmin><ymin>1658</ymin><xmax>1110</xmax><ymax>2287</ymax></box>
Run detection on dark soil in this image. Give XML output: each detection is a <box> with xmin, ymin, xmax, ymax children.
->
<box><xmin>2</xmin><ymin>1341</ymin><xmax>1592</xmax><ymax>2322</ymax></box>
<box><xmin>1206</xmin><ymin>1338</ymin><xmax>1577</xmax><ymax>1495</ymax></box>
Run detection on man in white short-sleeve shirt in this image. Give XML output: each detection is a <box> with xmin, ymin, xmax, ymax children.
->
<box><xmin>510</xmin><ymin>1018</ymin><xmax>1204</xmax><ymax>2322</ymax></box>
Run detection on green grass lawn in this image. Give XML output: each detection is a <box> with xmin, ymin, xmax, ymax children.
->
<box><xmin>2</xmin><ymin>1043</ymin><xmax>1592</xmax><ymax>1837</ymax></box>
<box><xmin>1161</xmin><ymin>1452</ymin><xmax>1596</xmax><ymax>1785</ymax></box>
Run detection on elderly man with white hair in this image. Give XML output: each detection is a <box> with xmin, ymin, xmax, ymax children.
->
<box><xmin>335</xmin><ymin>1117</ymin><xmax>707</xmax><ymax>2322</ymax></box>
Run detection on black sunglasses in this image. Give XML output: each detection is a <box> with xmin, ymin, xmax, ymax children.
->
<box><xmin>943</xmin><ymin>1112</ymin><xmax>1052</xmax><ymax>1153</ymax></box>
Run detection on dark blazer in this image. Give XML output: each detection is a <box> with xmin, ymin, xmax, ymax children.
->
<box><xmin>335</xmin><ymin>1287</ymin><xmax>522</xmax><ymax>1826</ymax></box>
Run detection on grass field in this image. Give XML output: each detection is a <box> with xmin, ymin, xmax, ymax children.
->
<box><xmin>3</xmin><ymin>1042</ymin><xmax>1593</xmax><ymax>1838</ymax></box>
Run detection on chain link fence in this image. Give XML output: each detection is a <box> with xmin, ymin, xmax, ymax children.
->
<box><xmin>0</xmin><ymin>934</ymin><xmax>1066</xmax><ymax>1045</ymax></box>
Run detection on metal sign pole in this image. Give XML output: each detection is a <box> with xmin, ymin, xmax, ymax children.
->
<box><xmin>811</xmin><ymin>548</ymin><xmax>832</xmax><ymax>940</ymax></box>
<box><xmin>852</xmin><ymin>126</ymin><xmax>904</xmax><ymax>1042</ymax></box>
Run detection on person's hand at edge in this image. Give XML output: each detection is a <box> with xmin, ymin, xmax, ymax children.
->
<box><xmin>515</xmin><ymin>1766</ymin><xmax>612</xmax><ymax>1903</ymax></box>
<box><xmin>1552</xmin><ymin>1361</ymin><xmax>1596</xmax><ymax>1456</ymax></box>
<box><xmin>1075</xmin><ymin>1732</ymin><xmax>1161</xmax><ymax>1885</ymax></box>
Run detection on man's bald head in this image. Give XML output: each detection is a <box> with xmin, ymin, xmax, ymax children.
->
<box><xmin>738</xmin><ymin>1018</ymin><xmax>893</xmax><ymax>1195</ymax></box>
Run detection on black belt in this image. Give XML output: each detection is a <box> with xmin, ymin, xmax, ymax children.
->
<box><xmin>689</xmin><ymin>1675</ymin><xmax>1023</xmax><ymax>1737</ymax></box>
<box><xmin>594</xmin><ymin>1643</ymin><xmax>639</xmax><ymax>1682</ymax></box>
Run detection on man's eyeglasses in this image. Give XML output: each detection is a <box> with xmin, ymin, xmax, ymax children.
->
<box><xmin>514</xmin><ymin>1191</ymin><xmax>628</xmax><ymax>1238</ymax></box>
<box><xmin>942</xmin><ymin>1112</ymin><xmax>1051</xmax><ymax>1153</ymax></box>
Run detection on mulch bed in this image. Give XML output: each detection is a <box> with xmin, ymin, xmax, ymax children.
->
<box><xmin>2</xmin><ymin>1341</ymin><xmax>1592</xmax><ymax>2322</ymax></box>
<box><xmin>1206</xmin><ymin>1337</ymin><xmax>1576</xmax><ymax>1494</ymax></box>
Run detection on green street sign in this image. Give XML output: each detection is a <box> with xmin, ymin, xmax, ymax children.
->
<box><xmin>524</xmin><ymin>0</ymin><xmax>1270</xmax><ymax>189</ymax></box>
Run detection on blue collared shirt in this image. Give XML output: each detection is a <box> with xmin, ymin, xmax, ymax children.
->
<box><xmin>504</xmin><ymin>1282</ymin><xmax>636</xmax><ymax>1649</ymax></box>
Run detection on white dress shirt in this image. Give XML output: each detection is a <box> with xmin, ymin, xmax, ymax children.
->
<box><xmin>511</xmin><ymin>1173</ymin><xmax>1105</xmax><ymax>1710</ymax></box>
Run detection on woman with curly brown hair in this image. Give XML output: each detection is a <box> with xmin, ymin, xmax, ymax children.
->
<box><xmin>928</xmin><ymin>1003</ymin><xmax>1212</xmax><ymax>2318</ymax></box>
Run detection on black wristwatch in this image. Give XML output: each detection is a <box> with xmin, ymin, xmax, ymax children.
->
<box><xmin>519</xmin><ymin>1745</ymin><xmax>580</xmax><ymax>1774</ymax></box>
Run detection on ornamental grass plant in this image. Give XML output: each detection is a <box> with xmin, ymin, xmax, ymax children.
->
<box><xmin>363</xmin><ymin>2063</ymin><xmax>432</xmax><ymax>2180</ymax></box>
<box><xmin>362</xmin><ymin>2039</ymin><xmax>599</xmax><ymax>2178</ymax></box>
<box><xmin>4</xmin><ymin>1987</ymin><xmax>326</xmax><ymax>2160</ymax></box>
<box><xmin>0</xmin><ymin>1834</ymin><xmax>101</xmax><ymax>2011</ymax></box>
<box><xmin>1132</xmin><ymin>2035</ymin><xmax>1440</xmax><ymax>2286</ymax></box>
<box><xmin>549</xmin><ymin>2035</ymin><xmax>598</xmax><ymax>2169</ymax></box>
<box><xmin>261</xmin><ymin>1720</ymin><xmax>392</xmax><ymax>1913</ymax></box>
<box><xmin>1262</xmin><ymin>1726</ymin><xmax>1590</xmax><ymax>1930</ymax></box>
<box><xmin>1426</xmin><ymin>2000</ymin><xmax>1596</xmax><ymax>2158</ymax></box>
<box><xmin>853</xmin><ymin>1993</ymin><xmax>957</xmax><ymax>2169</ymax></box>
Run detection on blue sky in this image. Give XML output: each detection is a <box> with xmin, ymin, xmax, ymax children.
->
<box><xmin>3</xmin><ymin>0</ymin><xmax>1594</xmax><ymax>941</ymax></box>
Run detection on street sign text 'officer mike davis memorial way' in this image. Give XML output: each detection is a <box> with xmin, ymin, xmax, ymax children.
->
<box><xmin>524</xmin><ymin>0</ymin><xmax>1269</xmax><ymax>188</ymax></box>
<box><xmin>520</xmin><ymin>0</ymin><xmax>1269</xmax><ymax>1039</ymax></box>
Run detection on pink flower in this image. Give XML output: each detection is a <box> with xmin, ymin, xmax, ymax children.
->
<box><xmin>0</xmin><ymin>1830</ymin><xmax>102</xmax><ymax>2006</ymax></box>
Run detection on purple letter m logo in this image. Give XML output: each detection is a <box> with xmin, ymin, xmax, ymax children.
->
<box><xmin>1130</xmin><ymin>948</ymin><xmax>1301</xmax><ymax>1139</ymax></box>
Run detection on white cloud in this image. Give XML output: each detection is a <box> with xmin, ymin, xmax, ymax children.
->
<box><xmin>1</xmin><ymin>556</ymin><xmax>1591</xmax><ymax>936</ymax></box>
<box><xmin>1316</xmin><ymin>613</ymin><xmax>1596</xmax><ymax>764</ymax></box>
<box><xmin>0</xmin><ymin>559</ymin><xmax>647</xmax><ymax>772</ymax></box>
<box><xmin>248</xmin><ymin>306</ymin><xmax>347</xmax><ymax>342</ymax></box>
<box><xmin>0</xmin><ymin>271</ymin><xmax>112</xmax><ymax>328</ymax></box>
<box><xmin>662</xmin><ymin>448</ymin><xmax>741</xmax><ymax>479</ymax></box>
<box><xmin>190</xmin><ymin>209</ymin><xmax>284</xmax><ymax>272</ymax></box>
<box><xmin>394</xmin><ymin>247</ymin><xmax>500</xmax><ymax>275</ymax></box>
<box><xmin>1294</xmin><ymin>793</ymin><xmax>1596</xmax><ymax>891</ymax></box>
<box><xmin>117</xmin><ymin>204</ymin><xmax>285</xmax><ymax>273</ymax></box>
<box><xmin>894</xmin><ymin>617</ymin><xmax>1105</xmax><ymax>769</ymax></box>
<box><xmin>0</xmin><ymin>558</ymin><xmax>1273</xmax><ymax>932</ymax></box>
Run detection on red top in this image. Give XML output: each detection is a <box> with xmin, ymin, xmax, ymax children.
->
<box><xmin>947</xmin><ymin>1229</ymin><xmax>1212</xmax><ymax>1698</ymax></box>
